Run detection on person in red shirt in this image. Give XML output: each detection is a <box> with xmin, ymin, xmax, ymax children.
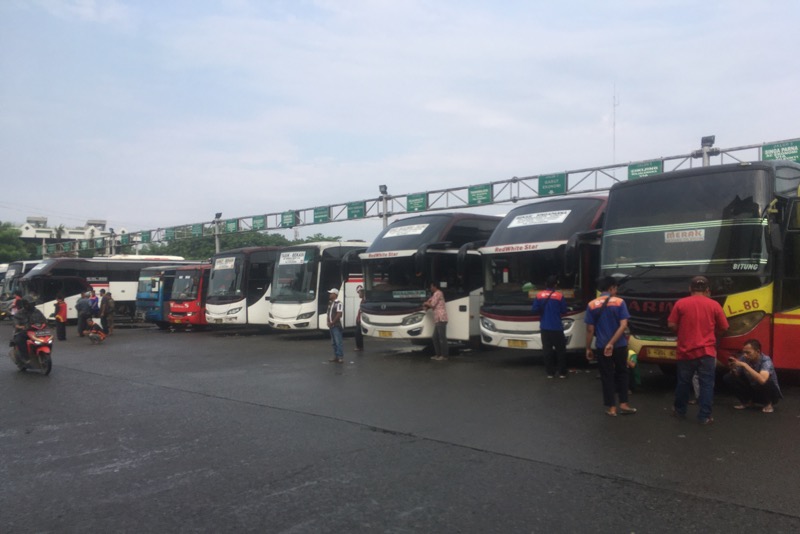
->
<box><xmin>668</xmin><ymin>276</ymin><xmax>729</xmax><ymax>425</ymax></box>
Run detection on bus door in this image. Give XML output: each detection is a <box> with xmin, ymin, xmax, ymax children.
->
<box><xmin>773</xmin><ymin>199</ymin><xmax>800</xmax><ymax>369</ymax></box>
<box><xmin>317</xmin><ymin>258</ymin><xmax>341</xmax><ymax>329</ymax></box>
<box><xmin>245</xmin><ymin>260</ymin><xmax>274</xmax><ymax>324</ymax></box>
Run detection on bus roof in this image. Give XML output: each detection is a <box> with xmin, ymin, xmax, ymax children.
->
<box><xmin>367</xmin><ymin>213</ymin><xmax>501</xmax><ymax>253</ymax></box>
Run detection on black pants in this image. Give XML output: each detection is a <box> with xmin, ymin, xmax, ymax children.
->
<box><xmin>77</xmin><ymin>312</ymin><xmax>90</xmax><ymax>336</ymax></box>
<box><xmin>723</xmin><ymin>371</ymin><xmax>782</xmax><ymax>406</ymax></box>
<box><xmin>541</xmin><ymin>329</ymin><xmax>567</xmax><ymax>376</ymax></box>
<box><xmin>354</xmin><ymin>320</ymin><xmax>363</xmax><ymax>349</ymax></box>
<box><xmin>56</xmin><ymin>321</ymin><xmax>66</xmax><ymax>341</ymax></box>
<box><xmin>14</xmin><ymin>330</ymin><xmax>28</xmax><ymax>359</ymax></box>
<box><xmin>596</xmin><ymin>346</ymin><xmax>630</xmax><ymax>407</ymax></box>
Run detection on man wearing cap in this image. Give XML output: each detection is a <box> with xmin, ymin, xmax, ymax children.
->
<box><xmin>326</xmin><ymin>288</ymin><xmax>344</xmax><ymax>363</ymax></box>
<box><xmin>668</xmin><ymin>276</ymin><xmax>729</xmax><ymax>425</ymax></box>
<box><xmin>532</xmin><ymin>275</ymin><xmax>568</xmax><ymax>378</ymax></box>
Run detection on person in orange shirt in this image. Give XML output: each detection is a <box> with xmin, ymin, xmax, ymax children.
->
<box><xmin>54</xmin><ymin>293</ymin><xmax>68</xmax><ymax>341</ymax></box>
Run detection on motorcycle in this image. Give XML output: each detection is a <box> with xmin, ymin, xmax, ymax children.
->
<box><xmin>8</xmin><ymin>323</ymin><xmax>53</xmax><ymax>375</ymax></box>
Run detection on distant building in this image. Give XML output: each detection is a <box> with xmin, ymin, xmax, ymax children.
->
<box><xmin>17</xmin><ymin>217</ymin><xmax>126</xmax><ymax>241</ymax></box>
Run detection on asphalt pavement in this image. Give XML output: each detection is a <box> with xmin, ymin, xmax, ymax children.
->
<box><xmin>1</xmin><ymin>322</ymin><xmax>799</xmax><ymax>533</ymax></box>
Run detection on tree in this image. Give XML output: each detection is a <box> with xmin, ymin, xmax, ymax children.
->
<box><xmin>140</xmin><ymin>232</ymin><xmax>293</xmax><ymax>260</ymax></box>
<box><xmin>0</xmin><ymin>222</ymin><xmax>29</xmax><ymax>262</ymax></box>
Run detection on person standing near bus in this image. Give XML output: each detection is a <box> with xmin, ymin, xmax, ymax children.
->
<box><xmin>326</xmin><ymin>288</ymin><xmax>344</xmax><ymax>363</ymax></box>
<box><xmin>99</xmin><ymin>289</ymin><xmax>112</xmax><ymax>334</ymax></box>
<box><xmin>54</xmin><ymin>293</ymin><xmax>67</xmax><ymax>341</ymax></box>
<box><xmin>531</xmin><ymin>275</ymin><xmax>568</xmax><ymax>378</ymax></box>
<box><xmin>354</xmin><ymin>285</ymin><xmax>365</xmax><ymax>352</ymax></box>
<box><xmin>423</xmin><ymin>282</ymin><xmax>448</xmax><ymax>361</ymax></box>
<box><xmin>585</xmin><ymin>276</ymin><xmax>636</xmax><ymax>416</ymax></box>
<box><xmin>75</xmin><ymin>292</ymin><xmax>92</xmax><ymax>337</ymax></box>
<box><xmin>668</xmin><ymin>276</ymin><xmax>729</xmax><ymax>425</ymax></box>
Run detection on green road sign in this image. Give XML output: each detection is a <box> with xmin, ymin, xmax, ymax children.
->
<box><xmin>191</xmin><ymin>224</ymin><xmax>204</xmax><ymax>237</ymax></box>
<box><xmin>36</xmin><ymin>245</ymin><xmax>42</xmax><ymax>256</ymax></box>
<box><xmin>225</xmin><ymin>219</ymin><xmax>239</xmax><ymax>233</ymax></box>
<box><xmin>762</xmin><ymin>140</ymin><xmax>800</xmax><ymax>163</ymax></box>
<box><xmin>165</xmin><ymin>227</ymin><xmax>175</xmax><ymax>241</ymax></box>
<box><xmin>628</xmin><ymin>160</ymin><xmax>663</xmax><ymax>180</ymax></box>
<box><xmin>252</xmin><ymin>216</ymin><xmax>266</xmax><ymax>231</ymax></box>
<box><xmin>407</xmin><ymin>193</ymin><xmax>428</xmax><ymax>212</ymax></box>
<box><xmin>120</xmin><ymin>234</ymin><xmax>130</xmax><ymax>245</ymax></box>
<box><xmin>468</xmin><ymin>184</ymin><xmax>492</xmax><ymax>205</ymax></box>
<box><xmin>348</xmin><ymin>202</ymin><xmax>366</xmax><ymax>219</ymax></box>
<box><xmin>281</xmin><ymin>211</ymin><xmax>297</xmax><ymax>227</ymax></box>
<box><xmin>95</xmin><ymin>238</ymin><xmax>104</xmax><ymax>249</ymax></box>
<box><xmin>539</xmin><ymin>173</ymin><xmax>566</xmax><ymax>195</ymax></box>
<box><xmin>80</xmin><ymin>240</ymin><xmax>89</xmax><ymax>250</ymax></box>
<box><xmin>140</xmin><ymin>231</ymin><xmax>151</xmax><ymax>244</ymax></box>
<box><xmin>314</xmin><ymin>207</ymin><xmax>330</xmax><ymax>224</ymax></box>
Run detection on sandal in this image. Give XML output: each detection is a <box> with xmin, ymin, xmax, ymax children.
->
<box><xmin>619</xmin><ymin>407</ymin><xmax>637</xmax><ymax>415</ymax></box>
<box><xmin>762</xmin><ymin>405</ymin><xmax>774</xmax><ymax>413</ymax></box>
<box><xmin>605</xmin><ymin>410</ymin><xmax>617</xmax><ymax>417</ymax></box>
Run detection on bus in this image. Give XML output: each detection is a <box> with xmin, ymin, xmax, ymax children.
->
<box><xmin>359</xmin><ymin>214</ymin><xmax>500</xmax><ymax>345</ymax></box>
<box><xmin>479</xmin><ymin>194</ymin><xmax>607</xmax><ymax>351</ymax></box>
<box><xmin>2</xmin><ymin>260</ymin><xmax>40</xmax><ymax>298</ymax></box>
<box><xmin>136</xmin><ymin>265</ymin><xmax>205</xmax><ymax>328</ymax></box>
<box><xmin>19</xmin><ymin>256</ymin><xmax>191</xmax><ymax>321</ymax></box>
<box><xmin>599</xmin><ymin>160</ymin><xmax>800</xmax><ymax>370</ymax></box>
<box><xmin>167</xmin><ymin>264</ymin><xmax>212</xmax><ymax>329</ymax></box>
<box><xmin>205</xmin><ymin>247</ymin><xmax>283</xmax><ymax>326</ymax></box>
<box><xmin>269</xmin><ymin>241</ymin><xmax>368</xmax><ymax>331</ymax></box>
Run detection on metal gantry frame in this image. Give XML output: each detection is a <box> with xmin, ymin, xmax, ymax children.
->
<box><xmin>39</xmin><ymin>136</ymin><xmax>800</xmax><ymax>257</ymax></box>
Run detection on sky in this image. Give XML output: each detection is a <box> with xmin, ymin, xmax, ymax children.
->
<box><xmin>2</xmin><ymin>0</ymin><xmax>800</xmax><ymax>243</ymax></box>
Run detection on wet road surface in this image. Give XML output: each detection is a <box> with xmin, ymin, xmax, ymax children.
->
<box><xmin>1</xmin><ymin>323</ymin><xmax>799</xmax><ymax>533</ymax></box>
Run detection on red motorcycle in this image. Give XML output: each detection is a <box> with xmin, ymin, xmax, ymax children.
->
<box><xmin>9</xmin><ymin>323</ymin><xmax>53</xmax><ymax>375</ymax></box>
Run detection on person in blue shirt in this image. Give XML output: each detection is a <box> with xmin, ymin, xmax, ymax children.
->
<box><xmin>723</xmin><ymin>339</ymin><xmax>783</xmax><ymax>413</ymax></box>
<box><xmin>585</xmin><ymin>276</ymin><xmax>636</xmax><ymax>416</ymax></box>
<box><xmin>531</xmin><ymin>275</ymin><xmax>568</xmax><ymax>378</ymax></box>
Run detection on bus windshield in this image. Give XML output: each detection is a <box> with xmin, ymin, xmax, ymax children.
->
<box><xmin>208</xmin><ymin>255</ymin><xmax>244</xmax><ymax>298</ymax></box>
<box><xmin>170</xmin><ymin>270</ymin><xmax>201</xmax><ymax>301</ymax></box>
<box><xmin>364</xmin><ymin>257</ymin><xmax>427</xmax><ymax>302</ymax></box>
<box><xmin>271</xmin><ymin>249</ymin><xmax>318</xmax><ymax>303</ymax></box>
<box><xmin>483</xmin><ymin>248</ymin><xmax>570</xmax><ymax>306</ymax></box>
<box><xmin>602</xmin><ymin>169</ymin><xmax>771</xmax><ymax>277</ymax></box>
<box><xmin>137</xmin><ymin>273</ymin><xmax>161</xmax><ymax>297</ymax></box>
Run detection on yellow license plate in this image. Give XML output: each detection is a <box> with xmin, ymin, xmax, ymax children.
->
<box><xmin>508</xmin><ymin>339</ymin><xmax>528</xmax><ymax>348</ymax></box>
<box><xmin>378</xmin><ymin>330</ymin><xmax>393</xmax><ymax>338</ymax></box>
<box><xmin>214</xmin><ymin>319</ymin><xmax>223</xmax><ymax>324</ymax></box>
<box><xmin>648</xmin><ymin>347</ymin><xmax>676</xmax><ymax>359</ymax></box>
<box><xmin>276</xmin><ymin>324</ymin><xmax>290</xmax><ymax>330</ymax></box>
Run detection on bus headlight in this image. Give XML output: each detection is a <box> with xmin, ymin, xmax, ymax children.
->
<box><xmin>481</xmin><ymin>317</ymin><xmax>497</xmax><ymax>332</ymax></box>
<box><xmin>401</xmin><ymin>312</ymin><xmax>425</xmax><ymax>326</ymax></box>
<box><xmin>296</xmin><ymin>311</ymin><xmax>315</xmax><ymax>320</ymax></box>
<box><xmin>227</xmin><ymin>307</ymin><xmax>242</xmax><ymax>315</ymax></box>
<box><xmin>726</xmin><ymin>311</ymin><xmax>766</xmax><ymax>336</ymax></box>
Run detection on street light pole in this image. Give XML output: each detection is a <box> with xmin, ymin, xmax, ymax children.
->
<box><xmin>379</xmin><ymin>185</ymin><xmax>389</xmax><ymax>229</ymax></box>
<box><xmin>214</xmin><ymin>212</ymin><xmax>222</xmax><ymax>254</ymax></box>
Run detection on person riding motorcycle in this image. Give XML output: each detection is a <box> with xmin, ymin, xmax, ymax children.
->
<box><xmin>12</xmin><ymin>296</ymin><xmax>47</xmax><ymax>363</ymax></box>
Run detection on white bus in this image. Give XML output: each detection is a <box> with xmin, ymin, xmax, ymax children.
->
<box><xmin>268</xmin><ymin>241</ymin><xmax>368</xmax><ymax>331</ymax></box>
<box><xmin>479</xmin><ymin>194</ymin><xmax>607</xmax><ymax>351</ymax></box>
<box><xmin>205</xmin><ymin>247</ymin><xmax>283</xmax><ymax>326</ymax></box>
<box><xmin>359</xmin><ymin>213</ymin><xmax>500</xmax><ymax>346</ymax></box>
<box><xmin>19</xmin><ymin>256</ymin><xmax>190</xmax><ymax>320</ymax></box>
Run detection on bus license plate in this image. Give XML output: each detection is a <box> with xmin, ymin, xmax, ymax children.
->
<box><xmin>276</xmin><ymin>324</ymin><xmax>290</xmax><ymax>330</ymax></box>
<box><xmin>648</xmin><ymin>347</ymin><xmax>676</xmax><ymax>359</ymax></box>
<box><xmin>378</xmin><ymin>331</ymin><xmax>393</xmax><ymax>338</ymax></box>
<box><xmin>214</xmin><ymin>319</ymin><xmax>223</xmax><ymax>324</ymax></box>
<box><xmin>508</xmin><ymin>339</ymin><xmax>528</xmax><ymax>348</ymax></box>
